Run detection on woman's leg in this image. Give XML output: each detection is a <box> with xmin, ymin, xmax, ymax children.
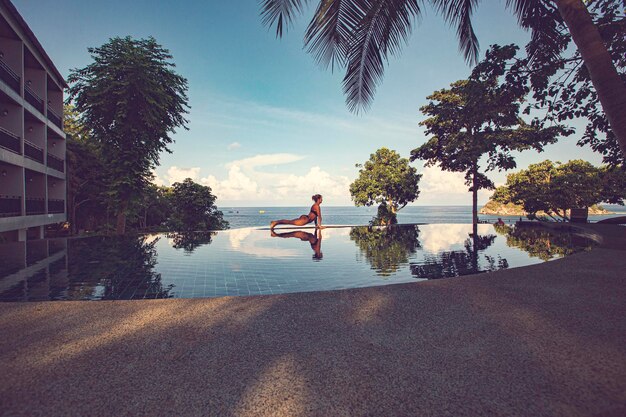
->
<box><xmin>270</xmin><ymin>215</ymin><xmax>310</xmax><ymax>228</ymax></box>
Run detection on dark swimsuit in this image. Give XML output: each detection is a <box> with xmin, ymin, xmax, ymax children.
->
<box><xmin>307</xmin><ymin>205</ymin><xmax>319</xmax><ymax>222</ymax></box>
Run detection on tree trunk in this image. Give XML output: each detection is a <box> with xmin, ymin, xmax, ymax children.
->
<box><xmin>554</xmin><ymin>0</ymin><xmax>626</xmax><ymax>157</ymax></box>
<box><xmin>471</xmin><ymin>221</ymin><xmax>478</xmax><ymax>273</ymax></box>
<box><xmin>472</xmin><ymin>165</ymin><xmax>478</xmax><ymax>226</ymax></box>
<box><xmin>116</xmin><ymin>200</ymin><xmax>128</xmax><ymax>235</ymax></box>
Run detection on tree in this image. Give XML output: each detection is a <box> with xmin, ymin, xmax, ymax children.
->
<box><xmin>260</xmin><ymin>0</ymin><xmax>626</xmax><ymax>160</ymax></box>
<box><xmin>508</xmin><ymin>0</ymin><xmax>625</xmax><ymax>167</ymax></box>
<box><xmin>67</xmin><ymin>36</ymin><xmax>189</xmax><ymax>234</ymax></box>
<box><xmin>64</xmin><ymin>104</ymin><xmax>107</xmax><ymax>234</ymax></box>
<box><xmin>350</xmin><ymin>147</ymin><xmax>421</xmax><ymax>224</ymax></box>
<box><xmin>168</xmin><ymin>178</ymin><xmax>229</xmax><ymax>231</ymax></box>
<box><xmin>494</xmin><ymin>159</ymin><xmax>626</xmax><ymax>220</ymax></box>
<box><xmin>410</xmin><ymin>45</ymin><xmax>567</xmax><ymax>225</ymax></box>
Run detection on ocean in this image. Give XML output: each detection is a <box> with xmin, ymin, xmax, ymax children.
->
<box><xmin>220</xmin><ymin>205</ymin><xmax>626</xmax><ymax>229</ymax></box>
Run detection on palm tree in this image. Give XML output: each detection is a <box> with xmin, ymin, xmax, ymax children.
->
<box><xmin>260</xmin><ymin>0</ymin><xmax>626</xmax><ymax>158</ymax></box>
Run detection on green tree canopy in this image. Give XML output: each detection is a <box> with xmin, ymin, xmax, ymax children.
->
<box><xmin>411</xmin><ymin>45</ymin><xmax>568</xmax><ymax>225</ymax></box>
<box><xmin>168</xmin><ymin>178</ymin><xmax>228</xmax><ymax>232</ymax></box>
<box><xmin>508</xmin><ymin>0</ymin><xmax>625</xmax><ymax>167</ymax></box>
<box><xmin>67</xmin><ymin>36</ymin><xmax>189</xmax><ymax>234</ymax></box>
<box><xmin>494</xmin><ymin>159</ymin><xmax>626</xmax><ymax>220</ymax></box>
<box><xmin>349</xmin><ymin>147</ymin><xmax>421</xmax><ymax>223</ymax></box>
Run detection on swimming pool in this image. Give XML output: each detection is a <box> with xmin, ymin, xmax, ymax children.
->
<box><xmin>0</xmin><ymin>224</ymin><xmax>594</xmax><ymax>301</ymax></box>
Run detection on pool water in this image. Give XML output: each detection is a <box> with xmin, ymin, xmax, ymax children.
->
<box><xmin>0</xmin><ymin>224</ymin><xmax>594</xmax><ymax>302</ymax></box>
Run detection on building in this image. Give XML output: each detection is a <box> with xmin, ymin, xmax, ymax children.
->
<box><xmin>0</xmin><ymin>0</ymin><xmax>67</xmax><ymax>241</ymax></box>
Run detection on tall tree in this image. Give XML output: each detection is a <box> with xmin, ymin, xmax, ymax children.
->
<box><xmin>411</xmin><ymin>45</ymin><xmax>567</xmax><ymax>225</ymax></box>
<box><xmin>260</xmin><ymin>0</ymin><xmax>626</xmax><ymax>159</ymax></box>
<box><xmin>350</xmin><ymin>147</ymin><xmax>421</xmax><ymax>224</ymax></box>
<box><xmin>67</xmin><ymin>36</ymin><xmax>189</xmax><ymax>234</ymax></box>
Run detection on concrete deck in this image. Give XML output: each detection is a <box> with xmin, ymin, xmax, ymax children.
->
<box><xmin>0</xmin><ymin>225</ymin><xmax>625</xmax><ymax>416</ymax></box>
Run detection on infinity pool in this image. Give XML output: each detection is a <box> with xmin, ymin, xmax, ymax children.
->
<box><xmin>0</xmin><ymin>224</ymin><xmax>594</xmax><ymax>301</ymax></box>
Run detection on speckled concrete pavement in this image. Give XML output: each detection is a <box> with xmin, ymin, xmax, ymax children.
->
<box><xmin>1</xmin><ymin>226</ymin><xmax>625</xmax><ymax>417</ymax></box>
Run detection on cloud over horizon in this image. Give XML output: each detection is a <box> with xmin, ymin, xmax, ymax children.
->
<box><xmin>154</xmin><ymin>153</ymin><xmax>352</xmax><ymax>205</ymax></box>
<box><xmin>153</xmin><ymin>158</ymin><xmax>497</xmax><ymax>206</ymax></box>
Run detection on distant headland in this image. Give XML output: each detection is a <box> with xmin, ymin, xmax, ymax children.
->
<box><xmin>479</xmin><ymin>199</ymin><xmax>614</xmax><ymax>216</ymax></box>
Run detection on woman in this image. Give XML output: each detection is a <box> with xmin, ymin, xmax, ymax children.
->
<box><xmin>270</xmin><ymin>194</ymin><xmax>323</xmax><ymax>229</ymax></box>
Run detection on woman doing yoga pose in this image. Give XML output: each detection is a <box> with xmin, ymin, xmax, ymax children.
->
<box><xmin>270</xmin><ymin>194</ymin><xmax>323</xmax><ymax>229</ymax></box>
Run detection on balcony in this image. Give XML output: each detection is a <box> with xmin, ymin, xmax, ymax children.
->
<box><xmin>24</xmin><ymin>85</ymin><xmax>44</xmax><ymax>114</ymax></box>
<box><xmin>47</xmin><ymin>153</ymin><xmax>64</xmax><ymax>172</ymax></box>
<box><xmin>25</xmin><ymin>197</ymin><xmax>45</xmax><ymax>215</ymax></box>
<box><xmin>24</xmin><ymin>140</ymin><xmax>44</xmax><ymax>163</ymax></box>
<box><xmin>0</xmin><ymin>195</ymin><xmax>21</xmax><ymax>217</ymax></box>
<box><xmin>47</xmin><ymin>106</ymin><xmax>63</xmax><ymax>129</ymax></box>
<box><xmin>48</xmin><ymin>199</ymin><xmax>64</xmax><ymax>214</ymax></box>
<box><xmin>0</xmin><ymin>60</ymin><xmax>20</xmax><ymax>94</ymax></box>
<box><xmin>0</xmin><ymin>126</ymin><xmax>21</xmax><ymax>154</ymax></box>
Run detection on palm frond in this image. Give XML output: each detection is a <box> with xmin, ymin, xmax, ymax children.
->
<box><xmin>506</xmin><ymin>0</ymin><xmax>567</xmax><ymax>66</ymax></box>
<box><xmin>304</xmin><ymin>0</ymin><xmax>362</xmax><ymax>70</ymax></box>
<box><xmin>343</xmin><ymin>0</ymin><xmax>423</xmax><ymax>112</ymax></box>
<box><xmin>432</xmin><ymin>0</ymin><xmax>480</xmax><ymax>64</ymax></box>
<box><xmin>260</xmin><ymin>0</ymin><xmax>310</xmax><ymax>37</ymax></box>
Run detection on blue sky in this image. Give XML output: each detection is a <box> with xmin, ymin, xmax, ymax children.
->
<box><xmin>15</xmin><ymin>0</ymin><xmax>602</xmax><ymax>206</ymax></box>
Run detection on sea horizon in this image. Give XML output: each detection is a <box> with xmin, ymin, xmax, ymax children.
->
<box><xmin>219</xmin><ymin>205</ymin><xmax>626</xmax><ymax>229</ymax></box>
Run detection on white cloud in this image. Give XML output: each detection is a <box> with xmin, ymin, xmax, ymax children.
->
<box><xmin>201</xmin><ymin>165</ymin><xmax>262</xmax><ymax>201</ymax></box>
<box><xmin>199</xmin><ymin>96</ymin><xmax>418</xmax><ymax>138</ymax></box>
<box><xmin>275</xmin><ymin>166</ymin><xmax>351</xmax><ymax>201</ymax></box>
<box><xmin>419</xmin><ymin>166</ymin><xmax>468</xmax><ymax>195</ymax></box>
<box><xmin>418</xmin><ymin>165</ymin><xmax>492</xmax><ymax>204</ymax></box>
<box><xmin>227</xmin><ymin>141</ymin><xmax>241</xmax><ymax>150</ymax></box>
<box><xmin>226</xmin><ymin>153</ymin><xmax>305</xmax><ymax>169</ymax></box>
<box><xmin>153</xmin><ymin>153</ymin><xmax>352</xmax><ymax>205</ymax></box>
<box><xmin>167</xmin><ymin>166</ymin><xmax>202</xmax><ymax>184</ymax></box>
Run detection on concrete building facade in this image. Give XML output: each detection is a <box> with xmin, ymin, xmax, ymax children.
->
<box><xmin>0</xmin><ymin>0</ymin><xmax>67</xmax><ymax>241</ymax></box>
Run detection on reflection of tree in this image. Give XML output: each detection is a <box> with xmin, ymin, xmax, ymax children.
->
<box><xmin>67</xmin><ymin>236</ymin><xmax>172</xmax><ymax>300</ymax></box>
<box><xmin>493</xmin><ymin>224</ymin><xmax>593</xmax><ymax>261</ymax></box>
<box><xmin>411</xmin><ymin>230</ymin><xmax>505</xmax><ymax>279</ymax></box>
<box><xmin>350</xmin><ymin>225</ymin><xmax>421</xmax><ymax>277</ymax></box>
<box><xmin>167</xmin><ymin>231</ymin><xmax>215</xmax><ymax>254</ymax></box>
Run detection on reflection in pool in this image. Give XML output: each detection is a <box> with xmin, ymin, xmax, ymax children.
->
<box><xmin>0</xmin><ymin>224</ymin><xmax>594</xmax><ymax>301</ymax></box>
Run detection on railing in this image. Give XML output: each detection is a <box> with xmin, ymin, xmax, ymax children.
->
<box><xmin>24</xmin><ymin>140</ymin><xmax>44</xmax><ymax>163</ymax></box>
<box><xmin>25</xmin><ymin>197</ymin><xmax>45</xmax><ymax>215</ymax></box>
<box><xmin>0</xmin><ymin>59</ymin><xmax>20</xmax><ymax>93</ymax></box>
<box><xmin>0</xmin><ymin>195</ymin><xmax>21</xmax><ymax>217</ymax></box>
<box><xmin>47</xmin><ymin>152</ymin><xmax>65</xmax><ymax>172</ymax></box>
<box><xmin>0</xmin><ymin>126</ymin><xmax>21</xmax><ymax>154</ymax></box>
<box><xmin>24</xmin><ymin>85</ymin><xmax>44</xmax><ymax>113</ymax></box>
<box><xmin>47</xmin><ymin>106</ymin><xmax>63</xmax><ymax>129</ymax></box>
<box><xmin>48</xmin><ymin>199</ymin><xmax>65</xmax><ymax>214</ymax></box>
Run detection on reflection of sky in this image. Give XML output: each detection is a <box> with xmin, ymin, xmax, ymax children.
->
<box><xmin>227</xmin><ymin>227</ymin><xmax>299</xmax><ymax>258</ymax></box>
<box><xmin>419</xmin><ymin>224</ymin><xmax>493</xmax><ymax>253</ymax></box>
<box><xmin>0</xmin><ymin>224</ymin><xmax>592</xmax><ymax>301</ymax></box>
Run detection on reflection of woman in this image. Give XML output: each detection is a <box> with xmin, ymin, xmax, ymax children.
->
<box><xmin>270</xmin><ymin>195</ymin><xmax>323</xmax><ymax>229</ymax></box>
<box><xmin>271</xmin><ymin>229</ymin><xmax>323</xmax><ymax>260</ymax></box>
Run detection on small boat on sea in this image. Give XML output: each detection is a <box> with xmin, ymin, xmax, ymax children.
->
<box><xmin>259</xmin><ymin>210</ymin><xmax>266</xmax><ymax>214</ymax></box>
